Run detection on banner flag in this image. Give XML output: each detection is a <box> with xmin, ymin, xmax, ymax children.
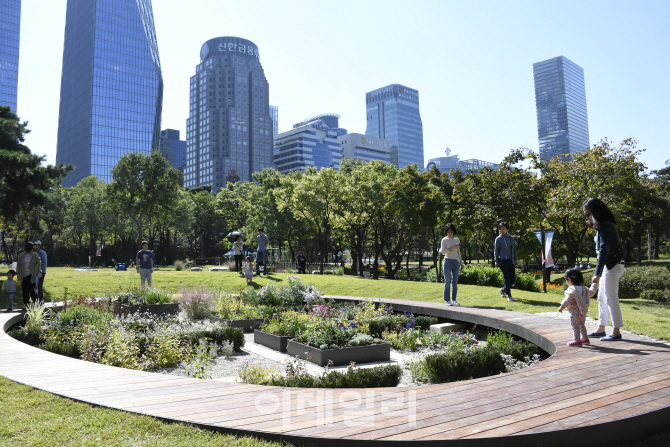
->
<box><xmin>533</xmin><ymin>231</ymin><xmax>555</xmax><ymax>268</ymax></box>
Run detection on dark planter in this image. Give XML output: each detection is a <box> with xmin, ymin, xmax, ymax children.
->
<box><xmin>253</xmin><ymin>330</ymin><xmax>293</xmax><ymax>352</ymax></box>
<box><xmin>286</xmin><ymin>340</ymin><xmax>391</xmax><ymax>367</ymax></box>
<box><xmin>210</xmin><ymin>316</ymin><xmax>265</xmax><ymax>332</ymax></box>
<box><xmin>113</xmin><ymin>301</ymin><xmax>179</xmax><ymax>317</ymax></box>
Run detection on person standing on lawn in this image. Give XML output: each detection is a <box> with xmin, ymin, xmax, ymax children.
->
<box><xmin>233</xmin><ymin>235</ymin><xmax>245</xmax><ymax>273</ymax></box>
<box><xmin>34</xmin><ymin>241</ymin><xmax>47</xmax><ymax>301</ymax></box>
<box><xmin>136</xmin><ymin>241</ymin><xmax>154</xmax><ymax>288</ymax></box>
<box><xmin>256</xmin><ymin>228</ymin><xmax>270</xmax><ymax>276</ymax></box>
<box><xmin>583</xmin><ymin>198</ymin><xmax>626</xmax><ymax>341</ymax></box>
<box><xmin>495</xmin><ymin>221</ymin><xmax>518</xmax><ymax>302</ymax></box>
<box><xmin>440</xmin><ymin>223</ymin><xmax>464</xmax><ymax>306</ymax></box>
<box><xmin>16</xmin><ymin>242</ymin><xmax>41</xmax><ymax>307</ymax></box>
<box><xmin>297</xmin><ymin>251</ymin><xmax>307</xmax><ymax>274</ymax></box>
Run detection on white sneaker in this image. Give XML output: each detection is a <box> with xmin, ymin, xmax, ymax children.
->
<box><xmin>499</xmin><ymin>288</ymin><xmax>506</xmax><ymax>298</ymax></box>
<box><xmin>445</xmin><ymin>301</ymin><xmax>453</xmax><ymax>306</ymax></box>
<box><xmin>452</xmin><ymin>301</ymin><xmax>460</xmax><ymax>307</ymax></box>
<box><xmin>508</xmin><ymin>296</ymin><xmax>514</xmax><ymax>302</ymax></box>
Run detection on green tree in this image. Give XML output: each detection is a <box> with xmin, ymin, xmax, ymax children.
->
<box><xmin>0</xmin><ymin>106</ymin><xmax>71</xmax><ymax>260</ymax></box>
<box><xmin>107</xmin><ymin>151</ymin><xmax>182</xmax><ymax>250</ymax></box>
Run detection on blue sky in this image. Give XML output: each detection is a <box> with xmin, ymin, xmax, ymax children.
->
<box><xmin>16</xmin><ymin>0</ymin><xmax>670</xmax><ymax>171</ymax></box>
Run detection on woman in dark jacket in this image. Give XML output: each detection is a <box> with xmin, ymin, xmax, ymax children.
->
<box><xmin>583</xmin><ymin>198</ymin><xmax>625</xmax><ymax>341</ymax></box>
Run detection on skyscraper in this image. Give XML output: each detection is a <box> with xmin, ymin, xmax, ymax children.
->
<box><xmin>159</xmin><ymin>129</ymin><xmax>186</xmax><ymax>173</ymax></box>
<box><xmin>269</xmin><ymin>105</ymin><xmax>278</xmax><ymax>137</ymax></box>
<box><xmin>184</xmin><ymin>37</ymin><xmax>272</xmax><ymax>192</ymax></box>
<box><xmin>533</xmin><ymin>56</ymin><xmax>590</xmax><ymax>161</ymax></box>
<box><xmin>273</xmin><ymin>118</ymin><xmax>342</xmax><ymax>175</ymax></box>
<box><xmin>0</xmin><ymin>0</ymin><xmax>20</xmax><ymax>113</ymax></box>
<box><xmin>365</xmin><ymin>84</ymin><xmax>424</xmax><ymax>170</ymax></box>
<box><xmin>56</xmin><ymin>0</ymin><xmax>163</xmax><ymax>187</ymax></box>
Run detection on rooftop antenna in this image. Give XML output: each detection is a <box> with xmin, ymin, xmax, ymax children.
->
<box><xmin>445</xmin><ymin>147</ymin><xmax>451</xmax><ymax>156</ymax></box>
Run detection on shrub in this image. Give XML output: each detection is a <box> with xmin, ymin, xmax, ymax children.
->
<box><xmin>40</xmin><ymin>340</ymin><xmax>80</xmax><ymax>358</ymax></box>
<box><xmin>53</xmin><ymin>305</ymin><xmax>111</xmax><ymax>330</ymax></box>
<box><xmin>619</xmin><ymin>266</ymin><xmax>670</xmax><ymax>298</ymax></box>
<box><xmin>8</xmin><ymin>328</ymin><xmax>42</xmax><ymax>346</ymax></box>
<box><xmin>260</xmin><ymin>311</ymin><xmax>315</xmax><ymax>337</ymax></box>
<box><xmin>348</xmin><ymin>333</ymin><xmax>374</xmax><ymax>346</ymax></box>
<box><xmin>142</xmin><ymin>288</ymin><xmax>172</xmax><ymax>305</ymax></box>
<box><xmin>174</xmin><ymin>260</ymin><xmax>184</xmax><ymax>271</ymax></box>
<box><xmin>100</xmin><ymin>328</ymin><xmax>144</xmax><ymax>370</ymax></box>
<box><xmin>145</xmin><ymin>334</ymin><xmax>186</xmax><ymax>369</ymax></box>
<box><xmin>421</xmin><ymin>268</ymin><xmax>438</xmax><ymax>282</ymax></box>
<box><xmin>175</xmin><ymin>322</ymin><xmax>245</xmax><ymax>351</ymax></box>
<box><xmin>382</xmin><ymin>328</ymin><xmax>421</xmax><ymax>351</ymax></box>
<box><xmin>411</xmin><ymin>331</ymin><xmax>539</xmax><ymax>384</ymax></box>
<box><xmin>220</xmin><ymin>340</ymin><xmax>234</xmax><ymax>357</ymax></box>
<box><xmin>333</xmin><ymin>267</ymin><xmax>344</xmax><ymax>276</ymax></box>
<box><xmin>240</xmin><ymin>363</ymin><xmax>402</xmax><ymax>388</ymax></box>
<box><xmin>640</xmin><ymin>289</ymin><xmax>670</xmax><ymax>303</ymax></box>
<box><xmin>458</xmin><ymin>265</ymin><xmax>541</xmax><ymax>292</ymax></box>
<box><xmin>178</xmin><ymin>286</ymin><xmax>216</xmax><ymax>320</ymax></box>
<box><xmin>514</xmin><ymin>271</ymin><xmax>542</xmax><ymax>292</ymax></box>
<box><xmin>24</xmin><ymin>301</ymin><xmax>50</xmax><ymax>332</ymax></box>
<box><xmin>293</xmin><ymin>321</ymin><xmax>359</xmax><ymax>349</ymax></box>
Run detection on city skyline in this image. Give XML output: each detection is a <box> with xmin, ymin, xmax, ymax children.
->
<box><xmin>12</xmin><ymin>0</ymin><xmax>670</xmax><ymax>173</ymax></box>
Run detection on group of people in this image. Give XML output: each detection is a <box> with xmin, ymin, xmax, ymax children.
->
<box><xmin>3</xmin><ymin>241</ymin><xmax>47</xmax><ymax>311</ymax></box>
<box><xmin>440</xmin><ymin>197</ymin><xmax>627</xmax><ymax>344</ymax></box>
<box><xmin>232</xmin><ymin>228</ymin><xmax>272</xmax><ymax>282</ymax></box>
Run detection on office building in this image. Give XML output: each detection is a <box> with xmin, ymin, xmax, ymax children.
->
<box><xmin>0</xmin><ymin>0</ymin><xmax>21</xmax><ymax>112</ymax></box>
<box><xmin>338</xmin><ymin>133</ymin><xmax>390</xmax><ymax>164</ymax></box>
<box><xmin>426</xmin><ymin>148</ymin><xmax>460</xmax><ymax>174</ymax></box>
<box><xmin>273</xmin><ymin>118</ymin><xmax>343</xmax><ymax>175</ymax></box>
<box><xmin>365</xmin><ymin>83</ymin><xmax>424</xmax><ymax>170</ymax></box>
<box><xmin>269</xmin><ymin>105</ymin><xmax>278</xmax><ymax>136</ymax></box>
<box><xmin>56</xmin><ymin>0</ymin><xmax>163</xmax><ymax>186</ymax></box>
<box><xmin>533</xmin><ymin>56</ymin><xmax>590</xmax><ymax>161</ymax></box>
<box><xmin>159</xmin><ymin>129</ymin><xmax>186</xmax><ymax>172</ymax></box>
<box><xmin>426</xmin><ymin>148</ymin><xmax>499</xmax><ymax>175</ymax></box>
<box><xmin>184</xmin><ymin>37</ymin><xmax>272</xmax><ymax>192</ymax></box>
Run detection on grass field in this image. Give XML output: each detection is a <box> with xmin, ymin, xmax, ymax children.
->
<box><xmin>3</xmin><ymin>266</ymin><xmax>669</xmax><ymax>341</ymax></box>
<box><xmin>2</xmin><ymin>266</ymin><xmax>670</xmax><ymax>446</ymax></box>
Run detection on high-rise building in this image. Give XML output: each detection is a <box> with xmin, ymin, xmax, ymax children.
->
<box><xmin>0</xmin><ymin>0</ymin><xmax>20</xmax><ymax>113</ymax></box>
<box><xmin>56</xmin><ymin>0</ymin><xmax>163</xmax><ymax>187</ymax></box>
<box><xmin>159</xmin><ymin>129</ymin><xmax>186</xmax><ymax>173</ymax></box>
<box><xmin>273</xmin><ymin>118</ymin><xmax>342</xmax><ymax>175</ymax></box>
<box><xmin>184</xmin><ymin>37</ymin><xmax>272</xmax><ymax>192</ymax></box>
<box><xmin>365</xmin><ymin>84</ymin><xmax>424</xmax><ymax>171</ymax></box>
<box><xmin>338</xmin><ymin>133</ymin><xmax>390</xmax><ymax>164</ymax></box>
<box><xmin>533</xmin><ymin>56</ymin><xmax>590</xmax><ymax>161</ymax></box>
<box><xmin>425</xmin><ymin>148</ymin><xmax>499</xmax><ymax>176</ymax></box>
<box><xmin>269</xmin><ymin>105</ymin><xmax>278</xmax><ymax>136</ymax></box>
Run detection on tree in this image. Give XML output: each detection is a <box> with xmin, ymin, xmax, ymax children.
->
<box><xmin>455</xmin><ymin>150</ymin><xmax>538</xmax><ymax>266</ymax></box>
<box><xmin>529</xmin><ymin>138</ymin><xmax>647</xmax><ymax>266</ymax></box>
<box><xmin>0</xmin><ymin>106</ymin><xmax>71</xmax><ymax>257</ymax></box>
<box><xmin>108</xmin><ymin>151</ymin><xmax>182</xmax><ymax>250</ymax></box>
<box><xmin>276</xmin><ymin>167</ymin><xmax>342</xmax><ymax>274</ymax></box>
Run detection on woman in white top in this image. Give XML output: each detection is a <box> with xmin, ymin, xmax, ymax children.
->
<box><xmin>440</xmin><ymin>223</ymin><xmax>464</xmax><ymax>306</ymax></box>
<box><xmin>233</xmin><ymin>235</ymin><xmax>245</xmax><ymax>273</ymax></box>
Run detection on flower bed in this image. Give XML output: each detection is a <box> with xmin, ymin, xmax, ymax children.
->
<box><xmin>286</xmin><ymin>339</ymin><xmax>391</xmax><ymax>366</ymax></box>
<box><xmin>113</xmin><ymin>302</ymin><xmax>179</xmax><ymax>317</ymax></box>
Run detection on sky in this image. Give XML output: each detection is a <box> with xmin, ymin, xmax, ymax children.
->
<box><xmin>15</xmin><ymin>0</ymin><xmax>670</xmax><ymax>172</ymax></box>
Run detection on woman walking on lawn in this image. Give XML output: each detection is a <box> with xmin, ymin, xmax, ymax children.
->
<box><xmin>583</xmin><ymin>198</ymin><xmax>626</xmax><ymax>341</ymax></box>
<box><xmin>440</xmin><ymin>223</ymin><xmax>464</xmax><ymax>306</ymax></box>
<box><xmin>495</xmin><ymin>221</ymin><xmax>518</xmax><ymax>301</ymax></box>
<box><xmin>558</xmin><ymin>267</ymin><xmax>598</xmax><ymax>346</ymax></box>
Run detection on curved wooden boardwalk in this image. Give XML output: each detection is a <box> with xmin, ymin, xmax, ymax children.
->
<box><xmin>2</xmin><ymin>296</ymin><xmax>670</xmax><ymax>446</ymax></box>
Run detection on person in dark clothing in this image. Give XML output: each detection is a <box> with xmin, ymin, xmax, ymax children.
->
<box><xmin>494</xmin><ymin>221</ymin><xmax>518</xmax><ymax>302</ymax></box>
<box><xmin>583</xmin><ymin>198</ymin><xmax>625</xmax><ymax>341</ymax></box>
<box><xmin>297</xmin><ymin>251</ymin><xmax>307</xmax><ymax>274</ymax></box>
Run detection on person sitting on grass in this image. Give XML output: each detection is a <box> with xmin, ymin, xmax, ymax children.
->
<box><xmin>558</xmin><ymin>267</ymin><xmax>598</xmax><ymax>347</ymax></box>
<box><xmin>2</xmin><ymin>269</ymin><xmax>16</xmax><ymax>311</ymax></box>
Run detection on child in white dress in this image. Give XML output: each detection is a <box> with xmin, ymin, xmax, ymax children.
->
<box><xmin>243</xmin><ymin>256</ymin><xmax>253</xmax><ymax>283</ymax></box>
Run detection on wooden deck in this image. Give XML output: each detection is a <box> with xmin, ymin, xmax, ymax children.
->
<box><xmin>2</xmin><ymin>296</ymin><xmax>670</xmax><ymax>446</ymax></box>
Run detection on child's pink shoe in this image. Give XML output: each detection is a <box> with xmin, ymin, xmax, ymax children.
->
<box><xmin>580</xmin><ymin>338</ymin><xmax>590</xmax><ymax>345</ymax></box>
<box><xmin>567</xmin><ymin>340</ymin><xmax>583</xmax><ymax>347</ymax></box>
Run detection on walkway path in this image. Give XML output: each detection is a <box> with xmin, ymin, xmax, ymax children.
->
<box><xmin>2</xmin><ymin>296</ymin><xmax>670</xmax><ymax>446</ymax></box>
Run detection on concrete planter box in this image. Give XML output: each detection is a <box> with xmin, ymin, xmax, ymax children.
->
<box><xmin>113</xmin><ymin>301</ymin><xmax>179</xmax><ymax>317</ymax></box>
<box><xmin>210</xmin><ymin>316</ymin><xmax>265</xmax><ymax>332</ymax></box>
<box><xmin>253</xmin><ymin>330</ymin><xmax>293</xmax><ymax>352</ymax></box>
<box><xmin>286</xmin><ymin>340</ymin><xmax>391</xmax><ymax>367</ymax></box>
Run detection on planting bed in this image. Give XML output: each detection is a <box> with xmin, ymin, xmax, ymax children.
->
<box><xmin>113</xmin><ymin>301</ymin><xmax>179</xmax><ymax>317</ymax></box>
<box><xmin>253</xmin><ymin>330</ymin><xmax>293</xmax><ymax>353</ymax></box>
<box><xmin>286</xmin><ymin>339</ymin><xmax>391</xmax><ymax>367</ymax></box>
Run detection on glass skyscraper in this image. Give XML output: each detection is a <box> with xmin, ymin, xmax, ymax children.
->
<box><xmin>533</xmin><ymin>56</ymin><xmax>589</xmax><ymax>161</ymax></box>
<box><xmin>269</xmin><ymin>105</ymin><xmax>278</xmax><ymax>137</ymax></box>
<box><xmin>0</xmin><ymin>0</ymin><xmax>20</xmax><ymax>113</ymax></box>
<box><xmin>365</xmin><ymin>84</ymin><xmax>424</xmax><ymax>171</ymax></box>
<box><xmin>184</xmin><ymin>37</ymin><xmax>273</xmax><ymax>193</ymax></box>
<box><xmin>56</xmin><ymin>0</ymin><xmax>163</xmax><ymax>187</ymax></box>
<box><xmin>159</xmin><ymin>129</ymin><xmax>186</xmax><ymax>173</ymax></box>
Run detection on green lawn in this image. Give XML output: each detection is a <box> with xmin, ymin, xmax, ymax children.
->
<box><xmin>3</xmin><ymin>266</ymin><xmax>670</xmax><ymax>341</ymax></box>
<box><xmin>2</xmin><ymin>266</ymin><xmax>670</xmax><ymax>446</ymax></box>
